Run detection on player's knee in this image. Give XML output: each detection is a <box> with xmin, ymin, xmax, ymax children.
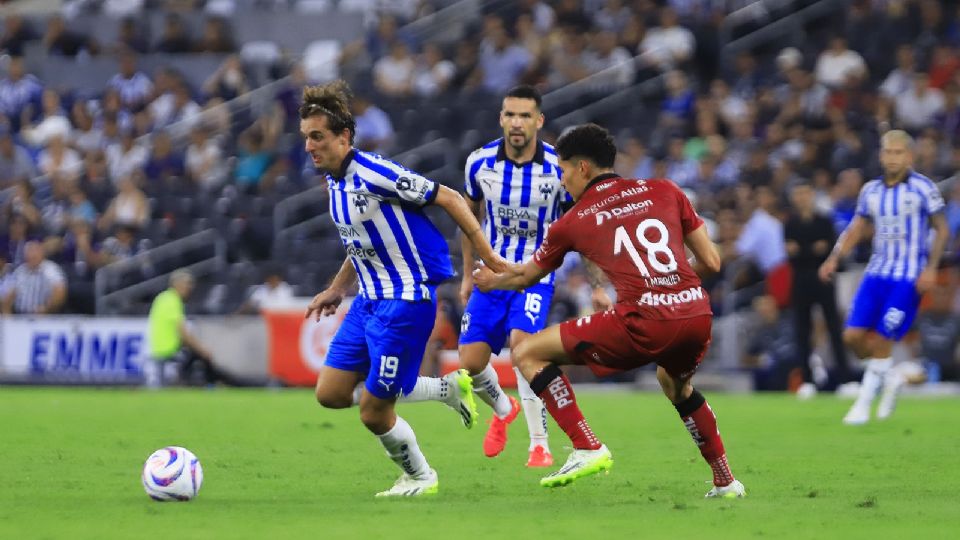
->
<box><xmin>512</xmin><ymin>340</ymin><xmax>533</xmax><ymax>369</ymax></box>
<box><xmin>316</xmin><ymin>389</ymin><xmax>352</xmax><ymax>409</ymax></box>
<box><xmin>359</xmin><ymin>407</ymin><xmax>392</xmax><ymax>434</ymax></box>
<box><xmin>842</xmin><ymin>328</ymin><xmax>865</xmax><ymax>349</ymax></box>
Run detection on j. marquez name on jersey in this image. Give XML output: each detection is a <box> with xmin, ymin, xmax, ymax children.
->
<box><xmin>638</xmin><ymin>286</ymin><xmax>704</xmax><ymax>307</ymax></box>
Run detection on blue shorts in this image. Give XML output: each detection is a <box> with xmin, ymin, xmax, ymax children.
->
<box><xmin>324</xmin><ymin>294</ymin><xmax>436</xmax><ymax>399</ymax></box>
<box><xmin>846</xmin><ymin>275</ymin><xmax>920</xmax><ymax>341</ymax></box>
<box><xmin>459</xmin><ymin>283</ymin><xmax>554</xmax><ymax>351</ymax></box>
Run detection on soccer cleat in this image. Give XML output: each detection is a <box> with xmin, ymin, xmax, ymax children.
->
<box><xmin>539</xmin><ymin>444</ymin><xmax>613</xmax><ymax>488</ymax></box>
<box><xmin>876</xmin><ymin>370</ymin><xmax>905</xmax><ymax>420</ymax></box>
<box><xmin>526</xmin><ymin>445</ymin><xmax>553</xmax><ymax>468</ymax></box>
<box><xmin>375</xmin><ymin>469</ymin><xmax>439</xmax><ymax>498</ymax></box>
<box><xmin>443</xmin><ymin>369</ymin><xmax>478</xmax><ymax>429</ymax></box>
<box><xmin>483</xmin><ymin>395</ymin><xmax>520</xmax><ymax>457</ymax></box>
<box><xmin>843</xmin><ymin>404</ymin><xmax>870</xmax><ymax>425</ymax></box>
<box><xmin>796</xmin><ymin>382</ymin><xmax>817</xmax><ymax>400</ymax></box>
<box><xmin>705</xmin><ymin>479</ymin><xmax>746</xmax><ymax>498</ymax></box>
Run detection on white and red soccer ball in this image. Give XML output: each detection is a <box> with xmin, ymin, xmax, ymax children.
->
<box><xmin>142</xmin><ymin>446</ymin><xmax>203</xmax><ymax>501</ymax></box>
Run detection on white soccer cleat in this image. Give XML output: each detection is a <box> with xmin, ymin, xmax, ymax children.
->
<box><xmin>796</xmin><ymin>382</ymin><xmax>817</xmax><ymax>400</ymax></box>
<box><xmin>540</xmin><ymin>444</ymin><xmax>613</xmax><ymax>487</ymax></box>
<box><xmin>375</xmin><ymin>469</ymin><xmax>439</xmax><ymax>498</ymax></box>
<box><xmin>705</xmin><ymin>479</ymin><xmax>746</xmax><ymax>498</ymax></box>
<box><xmin>876</xmin><ymin>370</ymin><xmax>905</xmax><ymax>420</ymax></box>
<box><xmin>843</xmin><ymin>404</ymin><xmax>871</xmax><ymax>425</ymax></box>
<box><xmin>442</xmin><ymin>369</ymin><xmax>478</xmax><ymax>429</ymax></box>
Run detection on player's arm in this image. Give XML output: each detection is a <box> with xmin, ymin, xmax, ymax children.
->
<box><xmin>917</xmin><ymin>212</ymin><xmax>949</xmax><ymax>293</ymax></box>
<box><xmin>582</xmin><ymin>258</ymin><xmax>613</xmax><ymax>311</ymax></box>
<box><xmin>305</xmin><ymin>259</ymin><xmax>356</xmax><ymax>320</ymax></box>
<box><xmin>819</xmin><ymin>215</ymin><xmax>867</xmax><ymax>281</ymax></box>
<box><xmin>474</xmin><ymin>259</ymin><xmax>550</xmax><ymax>292</ymax></box>
<box><xmin>684</xmin><ymin>223</ymin><xmax>721</xmax><ymax>273</ymax></box>
<box><xmin>434</xmin><ymin>185</ymin><xmax>506</xmax><ymax>272</ymax></box>
<box><xmin>459</xmin><ymin>196</ymin><xmax>485</xmax><ymax>306</ymax></box>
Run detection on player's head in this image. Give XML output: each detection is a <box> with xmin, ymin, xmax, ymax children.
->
<box><xmin>880</xmin><ymin>129</ymin><xmax>914</xmax><ymax>178</ymax></box>
<box><xmin>299</xmin><ymin>80</ymin><xmax>356</xmax><ymax>173</ymax></box>
<box><xmin>500</xmin><ymin>85</ymin><xmax>544</xmax><ymax>154</ymax></box>
<box><xmin>554</xmin><ymin>123</ymin><xmax>617</xmax><ymax>200</ymax></box>
<box><xmin>170</xmin><ymin>268</ymin><xmax>195</xmax><ymax>298</ymax></box>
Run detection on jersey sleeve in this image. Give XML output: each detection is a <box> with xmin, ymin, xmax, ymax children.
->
<box><xmin>464</xmin><ymin>155</ymin><xmax>484</xmax><ymax>201</ymax></box>
<box><xmin>676</xmin><ymin>183</ymin><xmax>705</xmax><ymax>235</ymax></box>
<box><xmin>855</xmin><ymin>183</ymin><xmax>871</xmax><ymax>218</ymax></box>
<box><xmin>922</xmin><ymin>181</ymin><xmax>946</xmax><ymax>214</ymax></box>
<box><xmin>533</xmin><ymin>219</ymin><xmax>572</xmax><ymax>271</ymax></box>
<box><xmin>356</xmin><ymin>152</ymin><xmax>439</xmax><ymax>206</ymax></box>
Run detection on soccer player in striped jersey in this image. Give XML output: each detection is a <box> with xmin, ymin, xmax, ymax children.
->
<box><xmin>819</xmin><ymin>130</ymin><xmax>949</xmax><ymax>425</ymax></box>
<box><xmin>301</xmin><ymin>81</ymin><xmax>506</xmax><ymax>497</ymax></box>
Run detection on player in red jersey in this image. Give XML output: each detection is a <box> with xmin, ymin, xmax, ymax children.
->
<box><xmin>474</xmin><ymin>124</ymin><xmax>745</xmax><ymax>497</ymax></box>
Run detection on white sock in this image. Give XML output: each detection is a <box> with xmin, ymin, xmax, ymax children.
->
<box><xmin>472</xmin><ymin>363</ymin><xmax>512</xmax><ymax>417</ymax></box>
<box><xmin>515</xmin><ymin>367</ymin><xmax>549</xmax><ymax>451</ymax></box>
<box><xmin>376</xmin><ymin>416</ymin><xmax>431</xmax><ymax>479</ymax></box>
<box><xmin>400</xmin><ymin>376</ymin><xmax>450</xmax><ymax>403</ymax></box>
<box><xmin>352</xmin><ymin>383</ymin><xmax>363</xmax><ymax>406</ymax></box>
<box><xmin>853</xmin><ymin>357</ymin><xmax>892</xmax><ymax>409</ymax></box>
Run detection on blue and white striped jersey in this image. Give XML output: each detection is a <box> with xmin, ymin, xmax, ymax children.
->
<box><xmin>326</xmin><ymin>150</ymin><xmax>454</xmax><ymax>301</ymax></box>
<box><xmin>855</xmin><ymin>170</ymin><xmax>945</xmax><ymax>281</ymax></box>
<box><xmin>464</xmin><ymin>139</ymin><xmax>567</xmax><ymax>285</ymax></box>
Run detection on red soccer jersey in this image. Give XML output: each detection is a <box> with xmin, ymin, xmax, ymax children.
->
<box><xmin>534</xmin><ymin>174</ymin><xmax>712</xmax><ymax>320</ymax></box>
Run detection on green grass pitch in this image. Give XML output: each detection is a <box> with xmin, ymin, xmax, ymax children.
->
<box><xmin>1</xmin><ymin>388</ymin><xmax>957</xmax><ymax>539</ymax></box>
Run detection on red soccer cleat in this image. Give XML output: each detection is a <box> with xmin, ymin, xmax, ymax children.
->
<box><xmin>526</xmin><ymin>445</ymin><xmax>553</xmax><ymax>468</ymax></box>
<box><xmin>483</xmin><ymin>395</ymin><xmax>520</xmax><ymax>457</ymax></box>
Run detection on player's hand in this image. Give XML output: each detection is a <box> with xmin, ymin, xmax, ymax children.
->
<box><xmin>472</xmin><ymin>266</ymin><xmax>497</xmax><ymax>293</ymax></box>
<box><xmin>305</xmin><ymin>288</ymin><xmax>344</xmax><ymax>321</ymax></box>
<box><xmin>479</xmin><ymin>252</ymin><xmax>509</xmax><ymax>274</ymax></box>
<box><xmin>916</xmin><ymin>267</ymin><xmax>937</xmax><ymax>294</ymax></box>
<box><xmin>459</xmin><ymin>272</ymin><xmax>474</xmax><ymax>308</ymax></box>
<box><xmin>591</xmin><ymin>287</ymin><xmax>613</xmax><ymax>312</ymax></box>
<box><xmin>818</xmin><ymin>257</ymin><xmax>838</xmax><ymax>283</ymax></box>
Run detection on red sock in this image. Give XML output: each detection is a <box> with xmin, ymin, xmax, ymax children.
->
<box><xmin>529</xmin><ymin>365</ymin><xmax>601</xmax><ymax>450</ymax></box>
<box><xmin>675</xmin><ymin>390</ymin><xmax>734</xmax><ymax>487</ymax></box>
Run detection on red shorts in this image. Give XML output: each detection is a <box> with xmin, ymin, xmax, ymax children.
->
<box><xmin>559</xmin><ymin>307</ymin><xmax>712</xmax><ymax>379</ymax></box>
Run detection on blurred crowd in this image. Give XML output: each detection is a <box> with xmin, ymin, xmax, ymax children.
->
<box><xmin>2</xmin><ymin>0</ymin><xmax>960</xmax><ymax>385</ymax></box>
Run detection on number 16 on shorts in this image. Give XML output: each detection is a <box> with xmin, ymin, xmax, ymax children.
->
<box><xmin>525</xmin><ymin>292</ymin><xmax>542</xmax><ymax>325</ymax></box>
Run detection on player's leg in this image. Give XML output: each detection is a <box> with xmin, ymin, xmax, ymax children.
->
<box><xmin>364</xmin><ymin>299</ymin><xmax>441</xmax><ymax>497</ymax></box>
<box><xmin>874</xmin><ymin>282</ymin><xmax>921</xmax><ymax>420</ymax></box>
<box><xmin>515</xmin><ymin>323</ymin><xmax>611</xmax><ymax>487</ymax></box>
<box><xmin>792</xmin><ymin>289</ymin><xmax>817</xmax><ymax>398</ymax></box>
<box><xmin>316</xmin><ymin>298</ymin><xmax>370</xmax><ymax>409</ymax></box>
<box><xmin>656</xmin><ymin>367</ymin><xmax>744</xmax><ymax>498</ymax></box>
<box><xmin>507</xmin><ymin>284</ymin><xmax>554</xmax><ymax>466</ymax></box>
<box><xmin>842</xmin><ymin>276</ymin><xmax>889</xmax><ymax>424</ymax></box>
<box><xmin>818</xmin><ymin>282</ymin><xmax>852</xmax><ymax>383</ymax></box>
<box><xmin>458</xmin><ymin>289</ymin><xmax>514</xmax><ymax>421</ymax></box>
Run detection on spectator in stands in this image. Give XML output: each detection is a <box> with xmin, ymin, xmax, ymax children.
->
<box><xmin>814</xmin><ymin>36</ymin><xmax>867</xmax><ymax>90</ymax></box>
<box><xmin>514</xmin><ymin>12</ymin><xmax>548</xmax><ymax>66</ymax></box>
<box><xmin>0</xmin><ymin>125</ymin><xmax>35</xmax><ymax>187</ymax></box>
<box><xmin>79</xmin><ymin>150</ymin><xmax>115</xmax><ymax>212</ymax></box>
<box><xmin>935</xmin><ymin>81</ymin><xmax>960</xmax><ymax>145</ymax></box>
<box><xmin>97</xmin><ymin>89</ymin><xmax>134</xmax><ymax>135</ymax></box>
<box><xmin>615</xmin><ymin>135</ymin><xmax>653</xmax><ymax>179</ymax></box>
<box><xmin>1</xmin><ymin>213</ymin><xmax>39</xmax><ymax>266</ymax></box>
<box><xmin>106</xmin><ymin>126</ymin><xmax>149</xmax><ymax>183</ymax></box>
<box><xmin>110</xmin><ymin>17</ymin><xmax>149</xmax><ymax>54</ymax></box>
<box><xmin>880</xmin><ymin>44</ymin><xmax>917</xmax><ymax>101</ymax></box>
<box><xmin>185</xmin><ymin>123</ymin><xmax>226</xmax><ymax>191</ymax></box>
<box><xmin>895</xmin><ymin>72</ymin><xmax>946</xmax><ymax>133</ymax></box>
<box><xmin>785</xmin><ymin>181</ymin><xmax>850</xmax><ymax>395</ymax></box>
<box><xmin>412</xmin><ymin>42</ymin><xmax>456</xmax><ymax>98</ymax></box>
<box><xmin>351</xmin><ymin>93</ymin><xmax>394</xmax><ymax>155</ymax></box>
<box><xmin>0</xmin><ymin>15</ymin><xmax>37</xmax><ymax>56</ymax></box>
<box><xmin>155</xmin><ymin>13</ymin><xmax>194</xmax><ymax>54</ymax></box>
<box><xmin>99</xmin><ymin>174</ymin><xmax>149</xmax><ymax>233</ymax></box>
<box><xmin>373</xmin><ymin>40</ymin><xmax>416</xmax><ymax>98</ymax></box>
<box><xmin>234</xmin><ymin>128</ymin><xmax>271</xmax><ymax>193</ymax></box>
<box><xmin>727</xmin><ymin>50</ymin><xmax>762</xmax><ymax>100</ymax></box>
<box><xmin>1</xmin><ymin>240</ymin><xmax>66</xmax><ymax>315</ymax></box>
<box><xmin>202</xmin><ymin>55</ymin><xmax>250</xmax><ymax>101</ymax></box>
<box><xmin>449</xmin><ymin>40</ymin><xmax>481</xmax><ymax>94</ymax></box>
<box><xmin>21</xmin><ymin>89</ymin><xmax>71</xmax><ymax>148</ymax></box>
<box><xmin>41</xmin><ymin>14</ymin><xmax>98</xmax><ymax>57</ymax></box>
<box><xmin>476</xmin><ymin>18</ymin><xmax>533</xmax><ymax>94</ymax></box>
<box><xmin>583</xmin><ymin>29</ymin><xmax>634</xmax><ymax>90</ymax></box>
<box><xmin>0</xmin><ymin>56</ymin><xmax>42</xmax><ymax>132</ymax></box>
<box><xmin>71</xmin><ymin>101</ymin><xmax>105</xmax><ymax>155</ymax></box>
<box><xmin>144</xmin><ymin>131</ymin><xmax>185</xmax><ymax>182</ymax></box>
<box><xmin>731</xmin><ymin>185</ymin><xmax>788</xmax><ymax>303</ymax></box>
<box><xmin>68</xmin><ymin>185</ymin><xmax>97</xmax><ymax>227</ymax></box>
<box><xmin>235</xmin><ymin>264</ymin><xmax>293</xmax><ymax>314</ymax></box>
<box><xmin>194</xmin><ymin>17</ymin><xmax>236</xmax><ymax>54</ymax></box>
<box><xmin>660</xmin><ymin>69</ymin><xmax>696</xmax><ymax>131</ymax></box>
<box><xmin>639</xmin><ymin>6</ymin><xmax>695</xmax><ymax>72</ymax></box>
<box><xmin>38</xmin><ymin>135</ymin><xmax>83</xmax><ymax>184</ymax></box>
<box><xmin>914</xmin><ymin>284</ymin><xmax>960</xmax><ymax>382</ymax></box>
<box><xmin>546</xmin><ymin>27</ymin><xmax>591</xmax><ymax>90</ymax></box>
<box><xmin>664</xmin><ymin>133</ymin><xmax>699</xmax><ymax>187</ymax></box>
<box><xmin>41</xmin><ymin>178</ymin><xmax>72</xmax><ymax>238</ymax></box>
<box><xmin>744</xmin><ymin>294</ymin><xmax>799</xmax><ymax>391</ymax></box>
<box><xmin>107</xmin><ymin>50</ymin><xmax>154</xmax><ymax>112</ymax></box>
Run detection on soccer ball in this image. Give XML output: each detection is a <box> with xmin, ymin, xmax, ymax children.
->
<box><xmin>141</xmin><ymin>446</ymin><xmax>204</xmax><ymax>501</ymax></box>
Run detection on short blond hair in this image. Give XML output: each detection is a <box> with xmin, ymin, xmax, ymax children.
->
<box><xmin>881</xmin><ymin>129</ymin><xmax>915</xmax><ymax>151</ymax></box>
